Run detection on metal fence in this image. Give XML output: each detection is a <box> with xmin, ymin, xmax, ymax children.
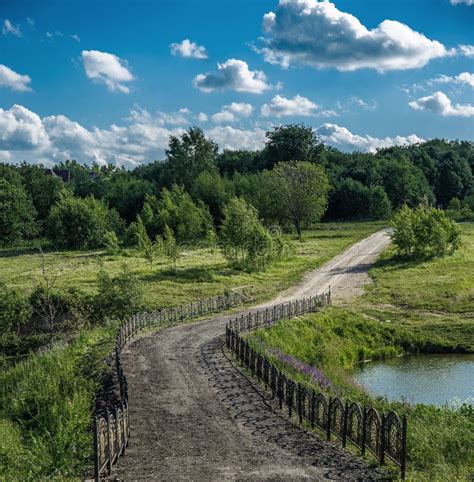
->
<box><xmin>225</xmin><ymin>295</ymin><xmax>408</xmax><ymax>479</ymax></box>
<box><xmin>93</xmin><ymin>289</ymin><xmax>251</xmax><ymax>481</ymax></box>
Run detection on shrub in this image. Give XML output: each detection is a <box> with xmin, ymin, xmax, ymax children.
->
<box><xmin>0</xmin><ymin>282</ymin><xmax>32</xmax><ymax>335</ymax></box>
<box><xmin>220</xmin><ymin>197</ymin><xmax>275</xmax><ymax>270</ymax></box>
<box><xmin>391</xmin><ymin>203</ymin><xmax>461</xmax><ymax>258</ymax></box>
<box><xmin>93</xmin><ymin>265</ymin><xmax>144</xmax><ymax>322</ymax></box>
<box><xmin>46</xmin><ymin>193</ymin><xmax>122</xmax><ymax>249</ymax></box>
<box><xmin>141</xmin><ymin>185</ymin><xmax>213</xmax><ymax>241</ymax></box>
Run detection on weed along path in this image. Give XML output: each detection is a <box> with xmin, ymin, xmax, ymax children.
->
<box><xmin>113</xmin><ymin>229</ymin><xmax>391</xmax><ymax>481</ymax></box>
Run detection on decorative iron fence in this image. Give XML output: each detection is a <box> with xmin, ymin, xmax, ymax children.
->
<box><xmin>225</xmin><ymin>295</ymin><xmax>408</xmax><ymax>479</ymax></box>
<box><xmin>93</xmin><ymin>288</ymin><xmax>251</xmax><ymax>481</ymax></box>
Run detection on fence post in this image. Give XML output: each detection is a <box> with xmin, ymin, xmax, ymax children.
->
<box><xmin>297</xmin><ymin>383</ymin><xmax>302</xmax><ymax>424</ymax></box>
<box><xmin>380</xmin><ymin>413</ymin><xmax>386</xmax><ymax>465</ymax></box>
<box><xmin>342</xmin><ymin>401</ymin><xmax>349</xmax><ymax>448</ymax></box>
<box><xmin>327</xmin><ymin>397</ymin><xmax>332</xmax><ymax>441</ymax></box>
<box><xmin>361</xmin><ymin>407</ymin><xmax>367</xmax><ymax>456</ymax></box>
<box><xmin>106</xmin><ymin>409</ymin><xmax>112</xmax><ymax>474</ymax></box>
<box><xmin>93</xmin><ymin>417</ymin><xmax>100</xmax><ymax>482</ymax></box>
<box><xmin>310</xmin><ymin>390</ymin><xmax>315</xmax><ymax>429</ymax></box>
<box><xmin>401</xmin><ymin>415</ymin><xmax>407</xmax><ymax>480</ymax></box>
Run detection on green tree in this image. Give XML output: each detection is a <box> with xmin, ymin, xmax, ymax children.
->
<box><xmin>260</xmin><ymin>124</ymin><xmax>325</xmax><ymax>170</ymax></box>
<box><xmin>0</xmin><ymin>179</ymin><xmax>38</xmax><ymax>246</ymax></box>
<box><xmin>164</xmin><ymin>127</ymin><xmax>218</xmax><ymax>189</ymax></box>
<box><xmin>268</xmin><ymin>161</ymin><xmax>329</xmax><ymax>238</ymax></box>
<box><xmin>46</xmin><ymin>193</ymin><xmax>122</xmax><ymax>249</ymax></box>
<box><xmin>192</xmin><ymin>171</ymin><xmax>232</xmax><ymax>224</ymax></box>
<box><xmin>220</xmin><ymin>197</ymin><xmax>274</xmax><ymax>270</ymax></box>
<box><xmin>146</xmin><ymin>185</ymin><xmax>213</xmax><ymax>241</ymax></box>
<box><xmin>163</xmin><ymin>224</ymin><xmax>179</xmax><ymax>271</ymax></box>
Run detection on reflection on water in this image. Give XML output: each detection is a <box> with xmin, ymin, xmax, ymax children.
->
<box><xmin>352</xmin><ymin>354</ymin><xmax>474</xmax><ymax>407</ymax></box>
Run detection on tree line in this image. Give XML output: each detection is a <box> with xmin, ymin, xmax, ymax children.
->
<box><xmin>1</xmin><ymin>124</ymin><xmax>473</xmax><ymax>253</ymax></box>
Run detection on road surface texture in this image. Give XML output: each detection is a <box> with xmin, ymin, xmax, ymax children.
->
<box><xmin>113</xmin><ymin>229</ymin><xmax>391</xmax><ymax>481</ymax></box>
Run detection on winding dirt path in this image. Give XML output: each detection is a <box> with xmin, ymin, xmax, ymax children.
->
<box><xmin>113</xmin><ymin>229</ymin><xmax>391</xmax><ymax>481</ymax></box>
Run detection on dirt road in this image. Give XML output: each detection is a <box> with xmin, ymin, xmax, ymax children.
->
<box><xmin>113</xmin><ymin>229</ymin><xmax>391</xmax><ymax>480</ymax></box>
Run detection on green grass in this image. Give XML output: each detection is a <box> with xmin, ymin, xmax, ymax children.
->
<box><xmin>0</xmin><ymin>222</ymin><xmax>384</xmax><ymax>480</ymax></box>
<box><xmin>0</xmin><ymin>222</ymin><xmax>384</xmax><ymax>307</ymax></box>
<box><xmin>246</xmin><ymin>224</ymin><xmax>474</xmax><ymax>480</ymax></box>
<box><xmin>0</xmin><ymin>323</ymin><xmax>117</xmax><ymax>480</ymax></box>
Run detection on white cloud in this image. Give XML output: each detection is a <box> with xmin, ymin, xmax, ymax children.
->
<box><xmin>194</xmin><ymin>59</ymin><xmax>271</xmax><ymax>93</ymax></box>
<box><xmin>197</xmin><ymin>112</ymin><xmax>208</xmax><ymax>122</ymax></box>
<box><xmin>316</xmin><ymin>123</ymin><xmax>423</xmax><ymax>153</ymax></box>
<box><xmin>170</xmin><ymin>39</ymin><xmax>208</xmax><ymax>59</ymax></box>
<box><xmin>429</xmin><ymin>72</ymin><xmax>474</xmax><ymax>88</ymax></box>
<box><xmin>2</xmin><ymin>19</ymin><xmax>22</xmax><ymax>37</ymax></box>
<box><xmin>0</xmin><ymin>64</ymin><xmax>32</xmax><ymax>92</ymax></box>
<box><xmin>212</xmin><ymin>102</ymin><xmax>253</xmax><ymax>123</ymax></box>
<box><xmin>0</xmin><ymin>104</ymin><xmax>271</xmax><ymax>166</ymax></box>
<box><xmin>450</xmin><ymin>0</ymin><xmax>474</xmax><ymax>5</ymax></box>
<box><xmin>0</xmin><ymin>105</ymin><xmax>49</xmax><ymax>151</ymax></box>
<box><xmin>81</xmin><ymin>50</ymin><xmax>134</xmax><ymax>93</ymax></box>
<box><xmin>261</xmin><ymin>94</ymin><xmax>319</xmax><ymax>117</ymax></box>
<box><xmin>206</xmin><ymin>125</ymin><xmax>267</xmax><ymax>150</ymax></box>
<box><xmin>409</xmin><ymin>91</ymin><xmax>474</xmax><ymax>117</ymax></box>
<box><xmin>26</xmin><ymin>17</ymin><xmax>34</xmax><ymax>26</ymax></box>
<box><xmin>336</xmin><ymin>96</ymin><xmax>378</xmax><ymax>112</ymax></box>
<box><xmin>458</xmin><ymin>44</ymin><xmax>474</xmax><ymax>57</ymax></box>
<box><xmin>259</xmin><ymin>0</ymin><xmax>450</xmax><ymax>71</ymax></box>
<box><xmin>71</xmin><ymin>34</ymin><xmax>80</xmax><ymax>42</ymax></box>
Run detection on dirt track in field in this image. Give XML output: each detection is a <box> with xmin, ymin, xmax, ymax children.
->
<box><xmin>112</xmin><ymin>229</ymin><xmax>391</xmax><ymax>481</ymax></box>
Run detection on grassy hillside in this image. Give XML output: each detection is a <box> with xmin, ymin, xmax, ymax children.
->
<box><xmin>246</xmin><ymin>224</ymin><xmax>474</xmax><ymax>480</ymax></box>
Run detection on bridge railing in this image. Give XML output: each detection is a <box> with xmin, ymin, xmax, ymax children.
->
<box><xmin>93</xmin><ymin>287</ymin><xmax>252</xmax><ymax>481</ymax></box>
<box><xmin>225</xmin><ymin>294</ymin><xmax>407</xmax><ymax>479</ymax></box>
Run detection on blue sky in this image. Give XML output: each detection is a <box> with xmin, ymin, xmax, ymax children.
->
<box><xmin>0</xmin><ymin>0</ymin><xmax>473</xmax><ymax>166</ymax></box>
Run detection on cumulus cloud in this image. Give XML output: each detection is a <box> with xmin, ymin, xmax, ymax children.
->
<box><xmin>212</xmin><ymin>102</ymin><xmax>253</xmax><ymax>123</ymax></box>
<box><xmin>258</xmin><ymin>0</ymin><xmax>450</xmax><ymax>71</ymax></box>
<box><xmin>0</xmin><ymin>65</ymin><xmax>32</xmax><ymax>92</ymax></box>
<box><xmin>194</xmin><ymin>59</ymin><xmax>271</xmax><ymax>93</ymax></box>
<box><xmin>2</xmin><ymin>19</ymin><xmax>22</xmax><ymax>37</ymax></box>
<box><xmin>450</xmin><ymin>0</ymin><xmax>474</xmax><ymax>5</ymax></box>
<box><xmin>316</xmin><ymin>123</ymin><xmax>423</xmax><ymax>153</ymax></box>
<box><xmin>206</xmin><ymin>125</ymin><xmax>267</xmax><ymax>150</ymax></box>
<box><xmin>170</xmin><ymin>39</ymin><xmax>208</xmax><ymax>59</ymax></box>
<box><xmin>429</xmin><ymin>72</ymin><xmax>474</xmax><ymax>88</ymax></box>
<box><xmin>458</xmin><ymin>44</ymin><xmax>474</xmax><ymax>57</ymax></box>
<box><xmin>0</xmin><ymin>103</ymin><xmax>272</xmax><ymax>165</ymax></box>
<box><xmin>197</xmin><ymin>112</ymin><xmax>208</xmax><ymax>122</ymax></box>
<box><xmin>81</xmin><ymin>50</ymin><xmax>134</xmax><ymax>93</ymax></box>
<box><xmin>409</xmin><ymin>91</ymin><xmax>474</xmax><ymax>117</ymax></box>
<box><xmin>261</xmin><ymin>94</ymin><xmax>319</xmax><ymax>117</ymax></box>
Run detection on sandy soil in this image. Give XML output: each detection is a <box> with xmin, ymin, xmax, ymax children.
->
<box><xmin>112</xmin><ymin>229</ymin><xmax>391</xmax><ymax>481</ymax></box>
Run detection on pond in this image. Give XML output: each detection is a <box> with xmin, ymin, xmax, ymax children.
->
<box><xmin>352</xmin><ymin>354</ymin><xmax>474</xmax><ymax>407</ymax></box>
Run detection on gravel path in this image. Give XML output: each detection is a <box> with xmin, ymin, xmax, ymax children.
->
<box><xmin>112</xmin><ymin>229</ymin><xmax>391</xmax><ymax>481</ymax></box>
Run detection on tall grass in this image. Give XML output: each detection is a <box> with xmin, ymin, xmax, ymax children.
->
<box><xmin>0</xmin><ymin>325</ymin><xmax>116</xmax><ymax>480</ymax></box>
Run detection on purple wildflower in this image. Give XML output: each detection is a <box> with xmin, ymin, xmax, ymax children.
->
<box><xmin>270</xmin><ymin>349</ymin><xmax>332</xmax><ymax>389</ymax></box>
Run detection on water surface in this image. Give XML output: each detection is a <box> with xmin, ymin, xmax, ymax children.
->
<box><xmin>352</xmin><ymin>354</ymin><xmax>474</xmax><ymax>406</ymax></box>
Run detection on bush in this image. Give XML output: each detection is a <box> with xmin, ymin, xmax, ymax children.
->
<box><xmin>220</xmin><ymin>197</ymin><xmax>275</xmax><ymax>271</ymax></box>
<box><xmin>0</xmin><ymin>282</ymin><xmax>32</xmax><ymax>335</ymax></box>
<box><xmin>141</xmin><ymin>185</ymin><xmax>213</xmax><ymax>241</ymax></box>
<box><xmin>391</xmin><ymin>203</ymin><xmax>461</xmax><ymax>258</ymax></box>
<box><xmin>93</xmin><ymin>265</ymin><xmax>144</xmax><ymax>322</ymax></box>
<box><xmin>0</xmin><ymin>179</ymin><xmax>38</xmax><ymax>246</ymax></box>
<box><xmin>46</xmin><ymin>193</ymin><xmax>122</xmax><ymax>249</ymax></box>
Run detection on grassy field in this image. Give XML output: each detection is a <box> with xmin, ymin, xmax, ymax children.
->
<box><xmin>0</xmin><ymin>221</ymin><xmax>384</xmax><ymax>480</ymax></box>
<box><xmin>246</xmin><ymin>223</ymin><xmax>474</xmax><ymax>480</ymax></box>
<box><xmin>0</xmin><ymin>222</ymin><xmax>384</xmax><ymax>307</ymax></box>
